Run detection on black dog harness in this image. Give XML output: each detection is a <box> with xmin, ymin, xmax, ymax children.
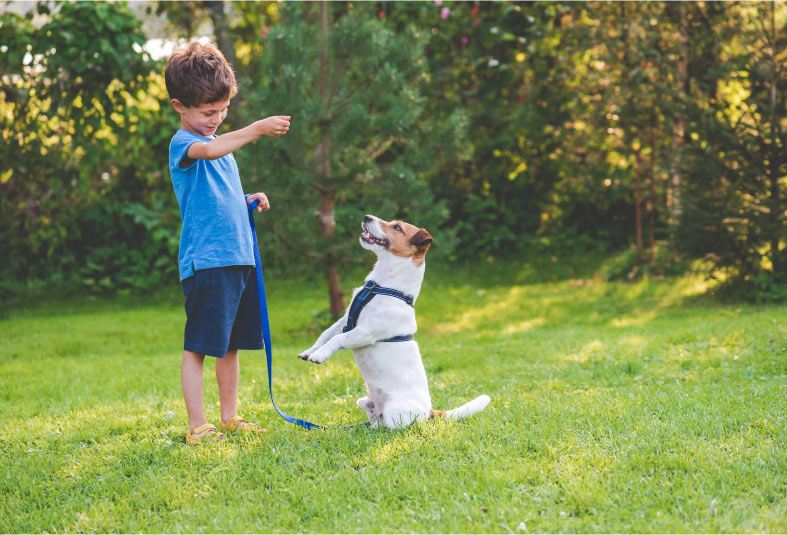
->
<box><xmin>343</xmin><ymin>280</ymin><xmax>415</xmax><ymax>342</ymax></box>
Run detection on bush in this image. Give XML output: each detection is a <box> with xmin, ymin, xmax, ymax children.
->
<box><xmin>601</xmin><ymin>242</ymin><xmax>689</xmax><ymax>282</ymax></box>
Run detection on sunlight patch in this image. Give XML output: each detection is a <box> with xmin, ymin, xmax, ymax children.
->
<box><xmin>620</xmin><ymin>335</ymin><xmax>648</xmax><ymax>353</ymax></box>
<box><xmin>429</xmin><ymin>286</ymin><xmax>537</xmax><ymax>336</ymax></box>
<box><xmin>502</xmin><ymin>317</ymin><xmax>546</xmax><ymax>335</ymax></box>
<box><xmin>566</xmin><ymin>340</ymin><xmax>605</xmax><ymax>363</ymax></box>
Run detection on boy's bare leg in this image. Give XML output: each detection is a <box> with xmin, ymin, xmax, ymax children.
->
<box><xmin>182</xmin><ymin>350</ymin><xmax>208</xmax><ymax>432</ymax></box>
<box><xmin>216</xmin><ymin>349</ymin><xmax>239</xmax><ymax>424</ymax></box>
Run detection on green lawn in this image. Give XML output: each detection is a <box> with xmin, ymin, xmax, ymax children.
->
<box><xmin>1</xmin><ymin>260</ymin><xmax>786</xmax><ymax>533</ymax></box>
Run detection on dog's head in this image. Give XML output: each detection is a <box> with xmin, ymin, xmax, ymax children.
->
<box><xmin>360</xmin><ymin>215</ymin><xmax>433</xmax><ymax>265</ymax></box>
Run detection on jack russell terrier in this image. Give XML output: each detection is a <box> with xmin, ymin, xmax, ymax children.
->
<box><xmin>298</xmin><ymin>215</ymin><xmax>490</xmax><ymax>429</ymax></box>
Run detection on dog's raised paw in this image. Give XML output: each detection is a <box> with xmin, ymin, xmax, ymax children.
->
<box><xmin>307</xmin><ymin>348</ymin><xmax>330</xmax><ymax>364</ymax></box>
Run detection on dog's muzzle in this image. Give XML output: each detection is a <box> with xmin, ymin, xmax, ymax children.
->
<box><xmin>361</xmin><ymin>219</ymin><xmax>388</xmax><ymax>247</ymax></box>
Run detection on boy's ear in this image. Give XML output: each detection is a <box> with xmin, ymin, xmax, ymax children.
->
<box><xmin>171</xmin><ymin>99</ymin><xmax>187</xmax><ymax>113</ymax></box>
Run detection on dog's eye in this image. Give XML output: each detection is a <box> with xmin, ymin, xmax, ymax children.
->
<box><xmin>394</xmin><ymin>224</ymin><xmax>402</xmax><ymax>232</ymax></box>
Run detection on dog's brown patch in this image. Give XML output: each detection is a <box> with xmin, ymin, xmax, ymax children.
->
<box><xmin>379</xmin><ymin>219</ymin><xmax>432</xmax><ymax>265</ymax></box>
<box><xmin>429</xmin><ymin>408</ymin><xmax>446</xmax><ymax>419</ymax></box>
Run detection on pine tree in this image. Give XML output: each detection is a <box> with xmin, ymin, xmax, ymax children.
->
<box><xmin>678</xmin><ymin>2</ymin><xmax>787</xmax><ymax>297</ymax></box>
<box><xmin>237</xmin><ymin>2</ymin><xmax>464</xmax><ymax>315</ymax></box>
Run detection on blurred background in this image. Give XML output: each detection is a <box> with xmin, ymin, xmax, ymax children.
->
<box><xmin>1</xmin><ymin>1</ymin><xmax>785</xmax><ymax>308</ymax></box>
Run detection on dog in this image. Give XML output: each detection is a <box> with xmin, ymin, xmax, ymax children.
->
<box><xmin>298</xmin><ymin>214</ymin><xmax>490</xmax><ymax>429</ymax></box>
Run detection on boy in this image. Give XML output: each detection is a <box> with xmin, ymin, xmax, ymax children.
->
<box><xmin>165</xmin><ymin>41</ymin><xmax>290</xmax><ymax>445</ymax></box>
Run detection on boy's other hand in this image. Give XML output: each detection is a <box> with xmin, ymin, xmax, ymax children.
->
<box><xmin>256</xmin><ymin>116</ymin><xmax>290</xmax><ymax>138</ymax></box>
<box><xmin>246</xmin><ymin>192</ymin><xmax>270</xmax><ymax>212</ymax></box>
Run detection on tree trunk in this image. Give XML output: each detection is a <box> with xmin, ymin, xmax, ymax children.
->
<box><xmin>317</xmin><ymin>191</ymin><xmax>344</xmax><ymax>316</ymax></box>
<box><xmin>205</xmin><ymin>1</ymin><xmax>243</xmax><ymax>126</ymax></box>
<box><xmin>620</xmin><ymin>3</ymin><xmax>644</xmax><ymax>262</ymax></box>
<box><xmin>634</xmin><ymin>149</ymin><xmax>645</xmax><ymax>262</ymax></box>
<box><xmin>668</xmin><ymin>0</ymin><xmax>688</xmax><ymax>240</ymax></box>
<box><xmin>767</xmin><ymin>1</ymin><xmax>782</xmax><ymax>276</ymax></box>
<box><xmin>315</xmin><ymin>1</ymin><xmax>345</xmax><ymax>316</ymax></box>
<box><xmin>648</xmin><ymin>112</ymin><xmax>657</xmax><ymax>263</ymax></box>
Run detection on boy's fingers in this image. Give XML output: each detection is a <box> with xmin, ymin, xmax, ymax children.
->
<box><xmin>255</xmin><ymin>194</ymin><xmax>270</xmax><ymax>212</ymax></box>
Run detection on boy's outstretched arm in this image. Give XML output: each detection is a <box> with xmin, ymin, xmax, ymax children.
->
<box><xmin>187</xmin><ymin>116</ymin><xmax>290</xmax><ymax>162</ymax></box>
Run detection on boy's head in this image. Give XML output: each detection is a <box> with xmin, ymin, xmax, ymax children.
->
<box><xmin>166</xmin><ymin>42</ymin><xmax>237</xmax><ymax>136</ymax></box>
<box><xmin>165</xmin><ymin>41</ymin><xmax>237</xmax><ymax>108</ymax></box>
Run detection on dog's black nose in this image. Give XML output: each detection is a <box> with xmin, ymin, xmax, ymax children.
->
<box><xmin>364</xmin><ymin>215</ymin><xmax>373</xmax><ymax>223</ymax></box>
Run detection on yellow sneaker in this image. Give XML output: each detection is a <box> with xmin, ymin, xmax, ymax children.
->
<box><xmin>219</xmin><ymin>415</ymin><xmax>263</xmax><ymax>434</ymax></box>
<box><xmin>185</xmin><ymin>423</ymin><xmax>226</xmax><ymax>445</ymax></box>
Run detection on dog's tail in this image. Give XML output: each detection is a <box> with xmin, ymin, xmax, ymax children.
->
<box><xmin>430</xmin><ymin>395</ymin><xmax>490</xmax><ymax>421</ymax></box>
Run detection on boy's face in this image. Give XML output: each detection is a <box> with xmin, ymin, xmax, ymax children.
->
<box><xmin>171</xmin><ymin>98</ymin><xmax>230</xmax><ymax>137</ymax></box>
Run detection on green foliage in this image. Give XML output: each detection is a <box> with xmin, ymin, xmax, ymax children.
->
<box><xmin>676</xmin><ymin>3</ymin><xmax>787</xmax><ymax>286</ymax></box>
<box><xmin>750</xmin><ymin>272</ymin><xmax>787</xmax><ymax>304</ymax></box>
<box><xmin>0</xmin><ymin>1</ymin><xmax>180</xmax><ymax>297</ymax></box>
<box><xmin>2</xmin><ymin>268</ymin><xmax>787</xmax><ymax>531</ymax></box>
<box><xmin>601</xmin><ymin>242</ymin><xmax>689</xmax><ymax>282</ymax></box>
<box><xmin>384</xmin><ymin>3</ymin><xmax>573</xmax><ymax>253</ymax></box>
<box><xmin>235</xmin><ymin>3</ymin><xmax>462</xmax><ymax>271</ymax></box>
<box><xmin>2</xmin><ymin>1</ymin><xmax>786</xmax><ymax>302</ymax></box>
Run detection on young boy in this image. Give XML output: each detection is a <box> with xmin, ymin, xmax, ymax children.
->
<box><xmin>165</xmin><ymin>41</ymin><xmax>290</xmax><ymax>445</ymax></box>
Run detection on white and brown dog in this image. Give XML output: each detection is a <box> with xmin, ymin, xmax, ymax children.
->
<box><xmin>298</xmin><ymin>215</ymin><xmax>490</xmax><ymax>429</ymax></box>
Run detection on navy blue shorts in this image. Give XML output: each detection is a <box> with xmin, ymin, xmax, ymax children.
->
<box><xmin>181</xmin><ymin>266</ymin><xmax>264</xmax><ymax>358</ymax></box>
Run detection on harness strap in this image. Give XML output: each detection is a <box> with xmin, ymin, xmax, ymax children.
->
<box><xmin>247</xmin><ymin>200</ymin><xmax>367</xmax><ymax>430</ymax></box>
<box><xmin>343</xmin><ymin>280</ymin><xmax>415</xmax><ymax>343</ymax></box>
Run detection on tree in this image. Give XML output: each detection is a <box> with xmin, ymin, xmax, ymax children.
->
<box><xmin>384</xmin><ymin>2</ymin><xmax>573</xmax><ymax>256</ymax></box>
<box><xmin>0</xmin><ymin>1</ymin><xmax>178</xmax><ymax>294</ymax></box>
<box><xmin>236</xmin><ymin>2</ymin><xmax>463</xmax><ymax>315</ymax></box>
<box><xmin>678</xmin><ymin>2</ymin><xmax>787</xmax><ymax>296</ymax></box>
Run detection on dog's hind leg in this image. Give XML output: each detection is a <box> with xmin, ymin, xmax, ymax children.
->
<box><xmin>357</xmin><ymin>396</ymin><xmax>375</xmax><ymax>414</ymax></box>
<box><xmin>357</xmin><ymin>396</ymin><xmax>379</xmax><ymax>426</ymax></box>
<box><xmin>381</xmin><ymin>407</ymin><xmax>423</xmax><ymax>429</ymax></box>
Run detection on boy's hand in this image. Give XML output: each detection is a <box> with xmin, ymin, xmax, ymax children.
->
<box><xmin>255</xmin><ymin>116</ymin><xmax>290</xmax><ymax>138</ymax></box>
<box><xmin>246</xmin><ymin>192</ymin><xmax>270</xmax><ymax>212</ymax></box>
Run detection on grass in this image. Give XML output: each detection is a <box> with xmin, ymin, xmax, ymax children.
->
<box><xmin>1</xmin><ymin>256</ymin><xmax>786</xmax><ymax>533</ymax></box>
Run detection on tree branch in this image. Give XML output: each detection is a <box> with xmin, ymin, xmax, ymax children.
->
<box><xmin>310</xmin><ymin>181</ymin><xmax>331</xmax><ymax>194</ymax></box>
<box><xmin>366</xmin><ymin>137</ymin><xmax>395</xmax><ymax>161</ymax></box>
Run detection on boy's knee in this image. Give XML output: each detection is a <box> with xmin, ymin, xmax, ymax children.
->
<box><xmin>183</xmin><ymin>350</ymin><xmax>205</xmax><ymax>362</ymax></box>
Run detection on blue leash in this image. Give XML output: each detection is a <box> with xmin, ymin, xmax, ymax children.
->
<box><xmin>247</xmin><ymin>200</ymin><xmax>367</xmax><ymax>430</ymax></box>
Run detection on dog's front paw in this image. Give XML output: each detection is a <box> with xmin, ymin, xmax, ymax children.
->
<box><xmin>307</xmin><ymin>347</ymin><xmax>331</xmax><ymax>364</ymax></box>
<box><xmin>298</xmin><ymin>345</ymin><xmax>320</xmax><ymax>360</ymax></box>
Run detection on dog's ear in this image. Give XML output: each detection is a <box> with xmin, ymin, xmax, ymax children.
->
<box><xmin>410</xmin><ymin>229</ymin><xmax>433</xmax><ymax>249</ymax></box>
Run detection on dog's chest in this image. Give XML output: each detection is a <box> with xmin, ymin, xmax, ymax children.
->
<box><xmin>351</xmin><ymin>294</ymin><xmax>417</xmax><ymax>338</ymax></box>
<box><xmin>352</xmin><ymin>340</ymin><xmax>428</xmax><ymax>391</ymax></box>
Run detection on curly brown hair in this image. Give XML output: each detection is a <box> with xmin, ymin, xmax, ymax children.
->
<box><xmin>165</xmin><ymin>41</ymin><xmax>238</xmax><ymax>108</ymax></box>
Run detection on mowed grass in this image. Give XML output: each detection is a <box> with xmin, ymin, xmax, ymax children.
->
<box><xmin>1</xmin><ymin>258</ymin><xmax>786</xmax><ymax>533</ymax></box>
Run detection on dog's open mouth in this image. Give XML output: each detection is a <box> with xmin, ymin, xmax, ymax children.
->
<box><xmin>361</xmin><ymin>229</ymin><xmax>388</xmax><ymax>247</ymax></box>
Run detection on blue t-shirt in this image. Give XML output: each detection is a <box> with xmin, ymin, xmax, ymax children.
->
<box><xmin>169</xmin><ymin>129</ymin><xmax>255</xmax><ymax>281</ymax></box>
